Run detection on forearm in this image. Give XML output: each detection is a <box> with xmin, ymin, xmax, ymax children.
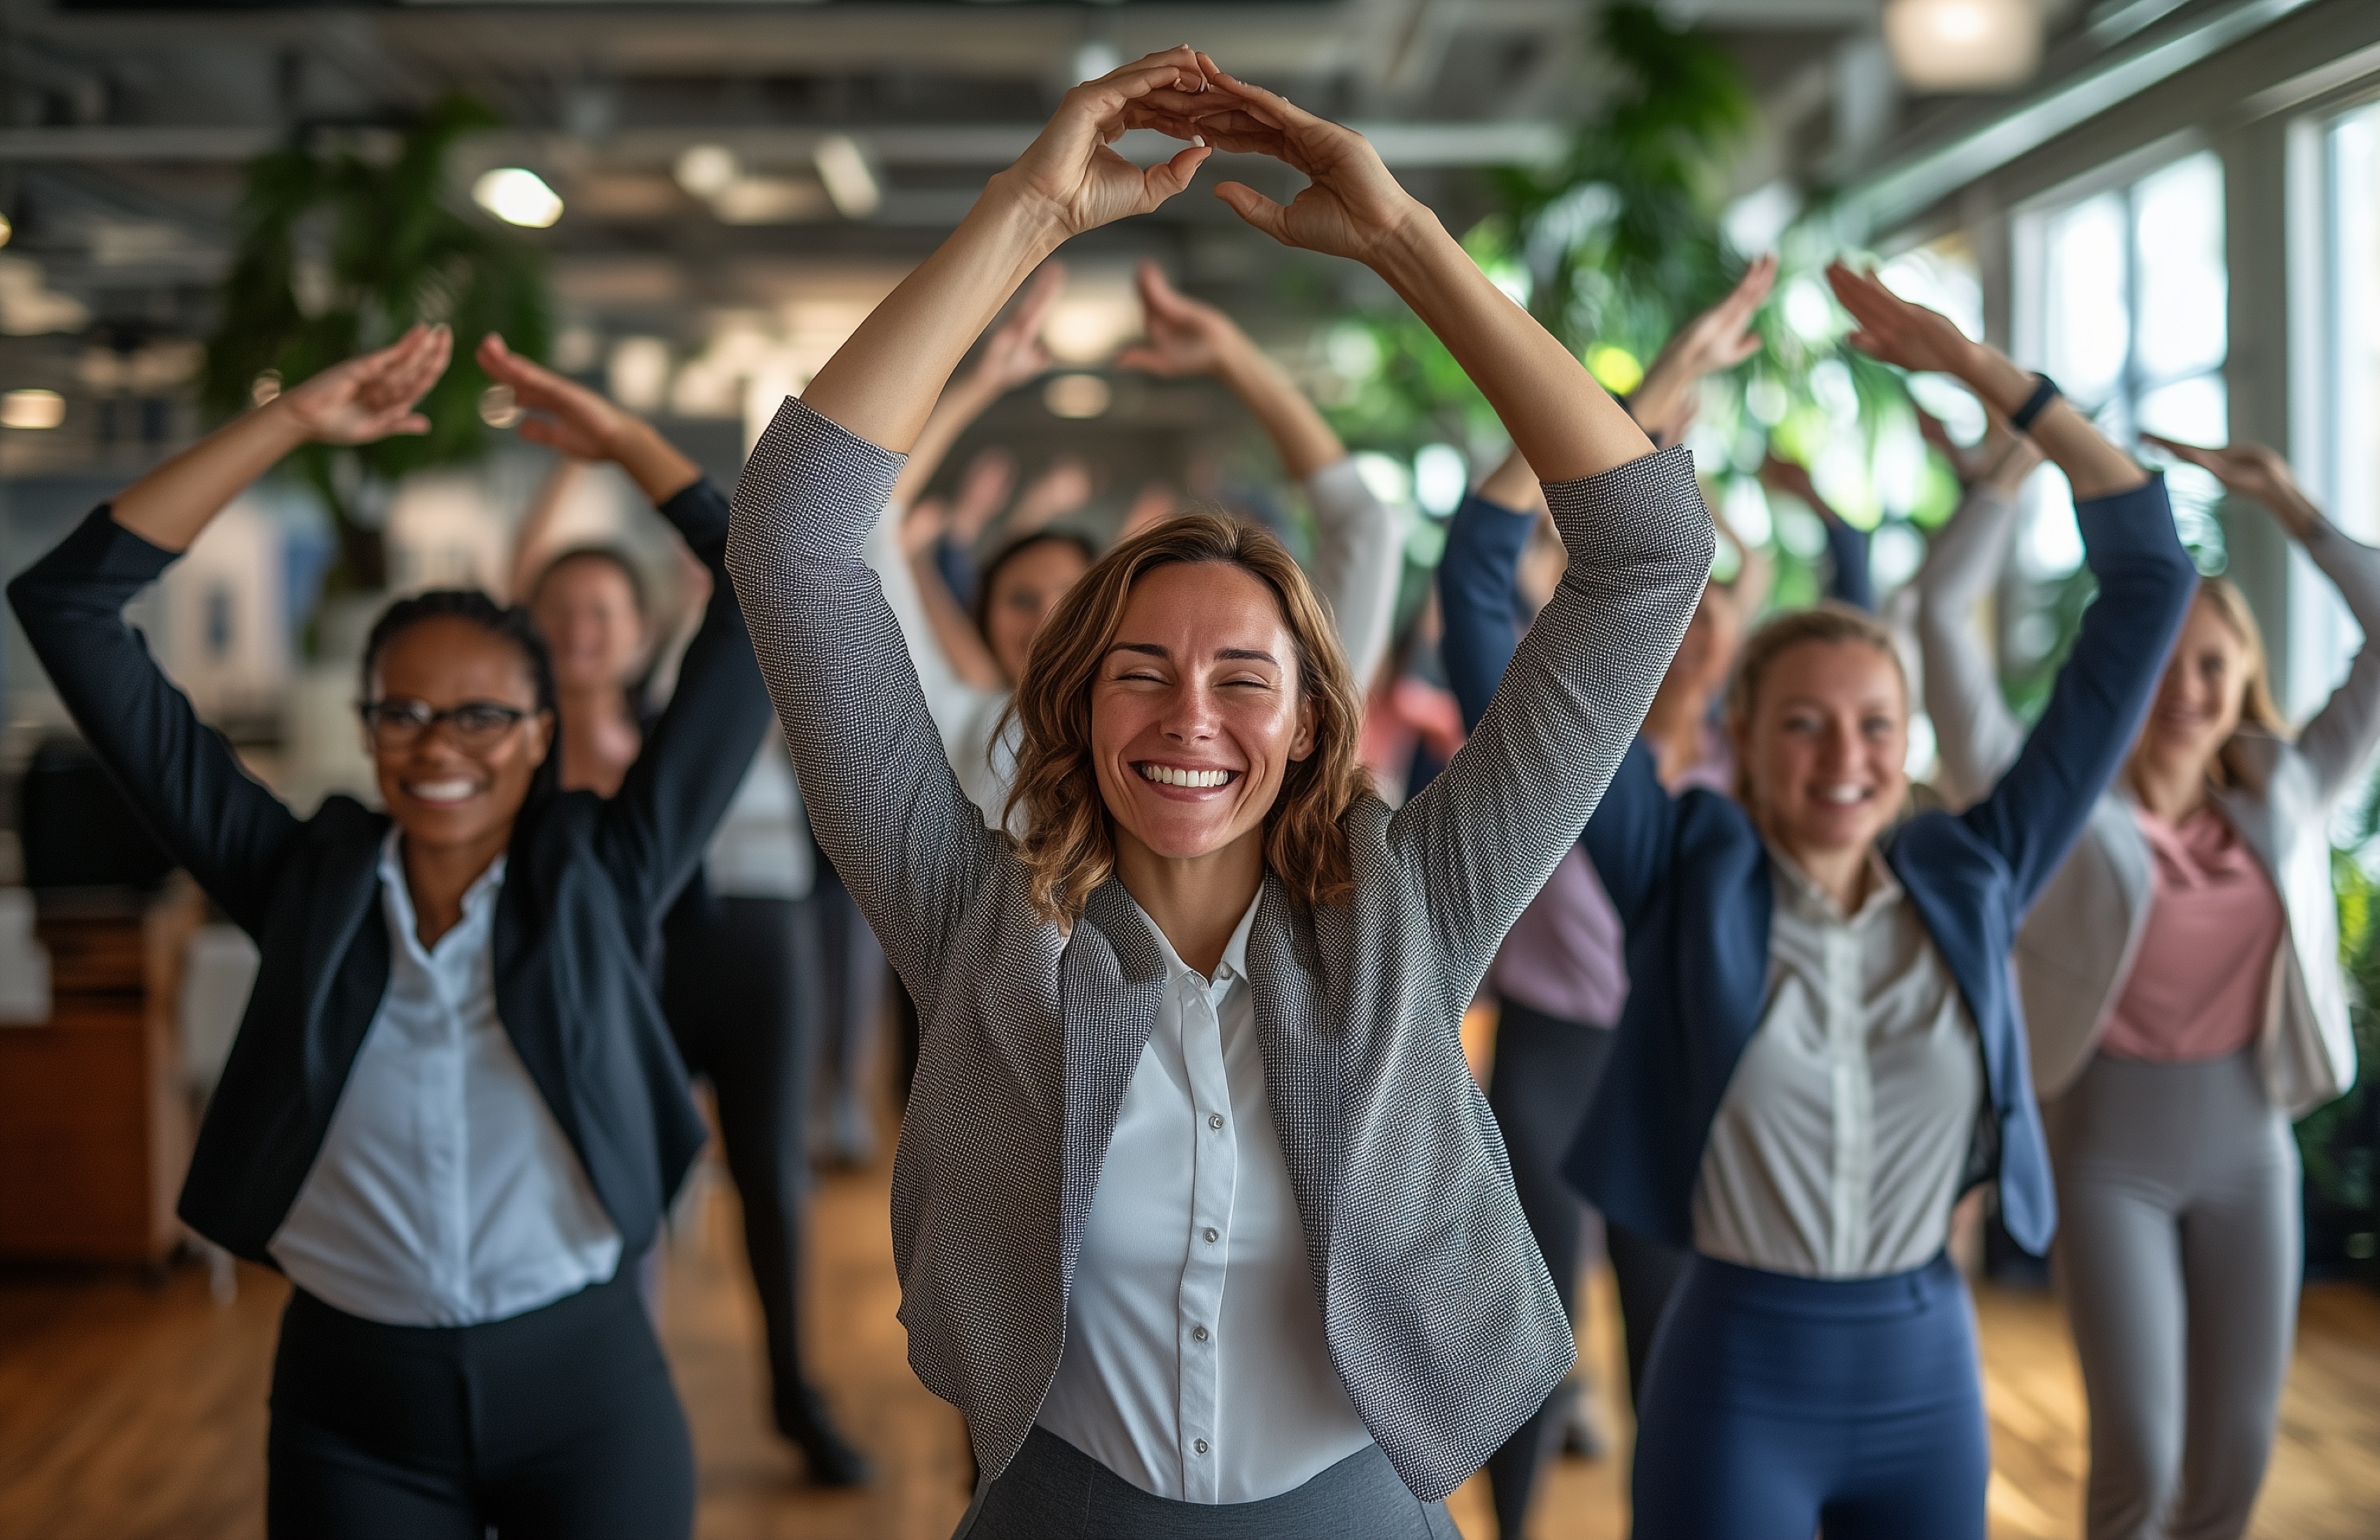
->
<box><xmin>110</xmin><ymin>400</ymin><xmax>311</xmax><ymax>551</ymax></box>
<box><xmin>609</xmin><ymin>420</ymin><xmax>701</xmax><ymax>508</ymax></box>
<box><xmin>802</xmin><ymin>186</ymin><xmax>1055</xmax><ymax>452</ymax></box>
<box><xmin>1213</xmin><ymin>338</ymin><xmax>1342</xmax><ymax>480</ymax></box>
<box><xmin>1367</xmin><ymin>215</ymin><xmax>1651</xmax><ymax>482</ymax></box>
<box><xmin>912</xmin><ymin>550</ymin><xmax>1004</xmax><ymax>691</ymax></box>
<box><xmin>1956</xmin><ymin>344</ymin><xmax>2141</xmax><ymax>501</ymax></box>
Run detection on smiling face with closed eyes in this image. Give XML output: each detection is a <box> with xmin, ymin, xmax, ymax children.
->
<box><xmin>1089</xmin><ymin>560</ymin><xmax>1317</xmax><ymax>873</ymax></box>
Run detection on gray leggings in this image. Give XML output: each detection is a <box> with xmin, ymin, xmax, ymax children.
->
<box><xmin>2044</xmin><ymin>1050</ymin><xmax>2299</xmax><ymax>1540</ymax></box>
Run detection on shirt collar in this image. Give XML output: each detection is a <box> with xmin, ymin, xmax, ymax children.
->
<box><xmin>377</xmin><ymin>827</ymin><xmax>508</xmax><ymax>939</ymax></box>
<box><xmin>1765</xmin><ymin>839</ymin><xmax>1901</xmax><ymax>926</ymax></box>
<box><xmin>1136</xmin><ymin>885</ymin><xmax>1264</xmax><ymax>989</ymax></box>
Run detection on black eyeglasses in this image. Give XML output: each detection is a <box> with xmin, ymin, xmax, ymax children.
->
<box><xmin>359</xmin><ymin>698</ymin><xmax>531</xmax><ymax>752</ymax></box>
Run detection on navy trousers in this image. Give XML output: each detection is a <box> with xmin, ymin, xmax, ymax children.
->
<box><xmin>1631</xmin><ymin>1250</ymin><xmax>1989</xmax><ymax>1540</ymax></box>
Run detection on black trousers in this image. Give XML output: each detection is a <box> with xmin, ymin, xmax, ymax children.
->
<box><xmin>1480</xmin><ymin>999</ymin><xmax>1686</xmax><ymax>1540</ymax></box>
<box><xmin>266</xmin><ymin>1270</ymin><xmax>692</xmax><ymax>1539</ymax></box>
<box><xmin>661</xmin><ymin>890</ymin><xmax>831</xmax><ymax>1438</ymax></box>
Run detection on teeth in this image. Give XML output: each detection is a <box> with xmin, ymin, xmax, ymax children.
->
<box><xmin>407</xmin><ymin>779</ymin><xmax>479</xmax><ymax>804</ymax></box>
<box><xmin>1139</xmin><ymin>764</ymin><xmax>1231</xmax><ymax>789</ymax></box>
<box><xmin>1820</xmin><ymin>785</ymin><xmax>1868</xmax><ymax>805</ymax></box>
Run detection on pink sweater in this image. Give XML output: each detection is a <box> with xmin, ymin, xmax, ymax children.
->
<box><xmin>2099</xmin><ymin>805</ymin><xmax>2285</xmax><ymax>1063</ymax></box>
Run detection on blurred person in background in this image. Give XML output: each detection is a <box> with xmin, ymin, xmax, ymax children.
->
<box><xmin>1916</xmin><ymin>428</ymin><xmax>2375</xmax><ymax>1540</ymax></box>
<box><xmin>484</xmin><ymin>336</ymin><xmax>870</xmax><ymax>1486</ymax></box>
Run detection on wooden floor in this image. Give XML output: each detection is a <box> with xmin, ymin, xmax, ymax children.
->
<box><xmin>4</xmin><ymin>1150</ymin><xmax>2378</xmax><ymax>1540</ymax></box>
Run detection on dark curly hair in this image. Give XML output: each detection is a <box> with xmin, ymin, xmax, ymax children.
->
<box><xmin>360</xmin><ymin>589</ymin><xmax>558</xmax><ymax>718</ymax></box>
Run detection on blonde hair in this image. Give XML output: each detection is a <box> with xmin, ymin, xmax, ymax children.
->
<box><xmin>2192</xmin><ymin>576</ymin><xmax>2286</xmax><ymax>735</ymax></box>
<box><xmin>1003</xmin><ymin>513</ymin><xmax>1369</xmax><ymax>925</ymax></box>
<box><xmin>1724</xmin><ymin>603</ymin><xmax>1908</xmax><ymax>805</ymax></box>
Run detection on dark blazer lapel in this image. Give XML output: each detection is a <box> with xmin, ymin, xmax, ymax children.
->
<box><xmin>299</xmin><ymin>826</ymin><xmax>393</xmax><ymax>1129</ymax></box>
<box><xmin>1059</xmin><ymin>881</ymin><xmax>1166</xmax><ymax>1275</ymax></box>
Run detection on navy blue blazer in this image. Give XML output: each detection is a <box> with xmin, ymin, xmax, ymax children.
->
<box><xmin>1438</xmin><ymin>475</ymin><xmax>2192</xmax><ymax>1255</ymax></box>
<box><xmin>8</xmin><ymin>479</ymin><xmax>773</xmax><ymax>1266</ymax></box>
<box><xmin>1556</xmin><ymin>476</ymin><xmax>2194</xmax><ymax>1255</ymax></box>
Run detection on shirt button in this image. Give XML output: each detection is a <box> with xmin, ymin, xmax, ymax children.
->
<box><xmin>1209</xmin><ymin>1113</ymin><xmax>1225</xmax><ymax>1130</ymax></box>
<box><xmin>1203</xmin><ymin>1227</ymin><xmax>1219</xmax><ymax>1244</ymax></box>
<box><xmin>1194</xmin><ymin>1438</ymin><xmax>1209</xmax><ymax>1455</ymax></box>
<box><xmin>1192</xmin><ymin>1324</ymin><xmax>1209</xmax><ymax>1341</ymax></box>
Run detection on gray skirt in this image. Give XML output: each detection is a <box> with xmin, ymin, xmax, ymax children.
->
<box><xmin>957</xmin><ymin>1428</ymin><xmax>1461</xmax><ymax>1540</ymax></box>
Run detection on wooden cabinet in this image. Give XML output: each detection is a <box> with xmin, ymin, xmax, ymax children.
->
<box><xmin>0</xmin><ymin>879</ymin><xmax>203</xmax><ymax>1264</ymax></box>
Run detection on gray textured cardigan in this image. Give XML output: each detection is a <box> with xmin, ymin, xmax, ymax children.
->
<box><xmin>726</xmin><ymin>398</ymin><xmax>1713</xmax><ymax>1501</ymax></box>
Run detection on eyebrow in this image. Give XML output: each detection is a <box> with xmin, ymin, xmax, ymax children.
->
<box><xmin>1104</xmin><ymin>642</ymin><xmax>1280</xmax><ymax>666</ymax></box>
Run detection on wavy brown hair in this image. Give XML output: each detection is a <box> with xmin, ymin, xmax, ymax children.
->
<box><xmin>1003</xmin><ymin>512</ymin><xmax>1368</xmax><ymax>925</ymax></box>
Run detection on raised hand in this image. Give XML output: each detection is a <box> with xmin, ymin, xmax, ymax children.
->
<box><xmin>1148</xmin><ymin>57</ymin><xmax>1425</xmax><ymax>263</ymax></box>
<box><xmin>2141</xmin><ymin>434</ymin><xmax>2318</xmax><ymax>537</ymax></box>
<box><xmin>1631</xmin><ymin>255</ymin><xmax>1776</xmax><ymax>443</ymax></box>
<box><xmin>1008</xmin><ymin>457</ymin><xmax>1094</xmax><ymax>536</ymax></box>
<box><xmin>899</xmin><ymin>496</ymin><xmax>952</xmax><ymax>561</ymax></box>
<box><xmin>1001</xmin><ymin>47</ymin><xmax>1213</xmax><ymax>239</ymax></box>
<box><xmin>972</xmin><ymin>263</ymin><xmax>1066</xmax><ymax>395</ymax></box>
<box><xmin>949</xmin><ymin>448</ymin><xmax>1019</xmax><ymax>543</ymax></box>
<box><xmin>477</xmin><ymin>331</ymin><xmax>698</xmax><ymax>503</ymax></box>
<box><xmin>1115</xmin><ymin>260</ymin><xmax>1244</xmax><ymax>377</ymax></box>
<box><xmin>280</xmin><ymin>323</ymin><xmax>451</xmax><ymax>445</ymax></box>
<box><xmin>477</xmin><ymin>332</ymin><xmax>636</xmax><ymax>462</ymax></box>
<box><xmin>1827</xmin><ymin>261</ymin><xmax>1977</xmax><ymax>377</ymax></box>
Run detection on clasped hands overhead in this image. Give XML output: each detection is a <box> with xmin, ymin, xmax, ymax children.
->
<box><xmin>996</xmin><ymin>46</ymin><xmax>1427</xmax><ymax>263</ymax></box>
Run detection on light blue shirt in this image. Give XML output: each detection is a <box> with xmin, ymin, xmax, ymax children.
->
<box><xmin>1036</xmin><ymin>892</ymin><xmax>1374</xmax><ymax>1502</ymax></box>
<box><xmin>269</xmin><ymin>832</ymin><xmax>621</xmax><ymax>1325</ymax></box>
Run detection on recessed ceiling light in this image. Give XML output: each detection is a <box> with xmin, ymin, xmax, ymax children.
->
<box><xmin>472</xmin><ymin>168</ymin><xmax>564</xmax><ymax>229</ymax></box>
<box><xmin>675</xmin><ymin>144</ymin><xmax>739</xmax><ymax>199</ymax></box>
<box><xmin>1044</xmin><ymin>373</ymin><xmax>1110</xmax><ymax>420</ymax></box>
<box><xmin>2</xmin><ymin>388</ymin><xmax>65</xmax><ymax>430</ymax></box>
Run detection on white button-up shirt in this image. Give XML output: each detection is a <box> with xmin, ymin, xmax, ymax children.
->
<box><xmin>269</xmin><ymin>832</ymin><xmax>622</xmax><ymax>1326</ymax></box>
<box><xmin>1692</xmin><ymin>846</ymin><xmax>1983</xmax><ymax>1279</ymax></box>
<box><xmin>1036</xmin><ymin>893</ymin><xmax>1374</xmax><ymax>1502</ymax></box>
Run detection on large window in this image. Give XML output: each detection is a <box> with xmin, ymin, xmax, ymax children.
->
<box><xmin>2021</xmin><ymin>149</ymin><xmax>2230</xmax><ymax>569</ymax></box>
<box><xmin>2325</xmin><ymin>102</ymin><xmax>2380</xmax><ymax>544</ymax></box>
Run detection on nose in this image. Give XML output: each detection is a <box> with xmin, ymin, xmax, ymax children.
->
<box><xmin>1158</xmin><ymin>678</ymin><xmax>1221</xmax><ymax>743</ymax></box>
<box><xmin>1817</xmin><ymin>717</ymin><xmax>1861</xmax><ymax>774</ymax></box>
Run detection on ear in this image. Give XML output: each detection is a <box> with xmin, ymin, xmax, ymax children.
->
<box><xmin>524</xmin><ymin>708</ymin><xmax>557</xmax><ymax>762</ymax></box>
<box><xmin>1288</xmin><ymin>692</ymin><xmax>1318</xmax><ymax>763</ymax></box>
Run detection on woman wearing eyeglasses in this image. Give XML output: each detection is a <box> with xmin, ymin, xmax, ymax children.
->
<box><xmin>8</xmin><ymin>323</ymin><xmax>775</xmax><ymax>1539</ymax></box>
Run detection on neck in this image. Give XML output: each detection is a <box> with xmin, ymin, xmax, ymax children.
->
<box><xmin>2128</xmin><ymin>745</ymin><xmax>2211</xmax><ymax>822</ymax></box>
<box><xmin>1772</xmin><ymin>834</ymin><xmax>1873</xmax><ymax>917</ymax></box>
<box><xmin>399</xmin><ymin>825</ymin><xmax>510</xmax><ymax>949</ymax></box>
<box><xmin>1111</xmin><ymin>825</ymin><xmax>1265</xmax><ymax>979</ymax></box>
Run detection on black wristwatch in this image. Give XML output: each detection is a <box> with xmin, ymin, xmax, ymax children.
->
<box><xmin>2010</xmin><ymin>373</ymin><xmax>2060</xmax><ymax>436</ymax></box>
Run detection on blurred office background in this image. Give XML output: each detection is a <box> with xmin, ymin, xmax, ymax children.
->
<box><xmin>0</xmin><ymin>2</ymin><xmax>2377</xmax><ymax>1537</ymax></box>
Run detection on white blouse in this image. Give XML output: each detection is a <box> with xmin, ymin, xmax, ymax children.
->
<box><xmin>270</xmin><ymin>833</ymin><xmax>621</xmax><ymax>1324</ymax></box>
<box><xmin>1034</xmin><ymin>894</ymin><xmax>1374</xmax><ymax>1502</ymax></box>
<box><xmin>1692</xmin><ymin>846</ymin><xmax>1983</xmax><ymax>1280</ymax></box>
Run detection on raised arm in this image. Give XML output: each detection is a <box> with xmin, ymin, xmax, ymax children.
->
<box><xmin>477</xmin><ymin>334</ymin><xmax>772</xmax><ymax>919</ymax></box>
<box><xmin>1116</xmin><ymin>258</ymin><xmax>1401</xmax><ymax>684</ymax></box>
<box><xmin>1761</xmin><ymin>454</ymin><xmax>1873</xmax><ymax>612</ymax></box>
<box><xmin>1911</xmin><ymin>445</ymin><xmax>2038</xmax><ymax>805</ymax></box>
<box><xmin>887</xmin><ymin>266</ymin><xmax>1065</xmax><ymax>514</ymax></box>
<box><xmin>1626</xmin><ymin>254</ymin><xmax>1776</xmax><ymax>450</ymax></box>
<box><xmin>1826</xmin><ymin>263</ymin><xmax>2192</xmax><ymax>902</ymax></box>
<box><xmin>7</xmin><ymin>326</ymin><xmax>453</xmax><ymax>932</ymax></box>
<box><xmin>2148</xmin><ymin>434</ymin><xmax>2380</xmax><ymax>800</ymax></box>
<box><xmin>731</xmin><ymin>51</ymin><xmax>1213</xmax><ymax>986</ymax></box>
<box><xmin>1147</xmin><ymin>65</ymin><xmax>1704</xmax><ymax>991</ymax></box>
<box><xmin>1436</xmin><ymin>484</ymin><xmax>1535</xmax><ymax>737</ymax></box>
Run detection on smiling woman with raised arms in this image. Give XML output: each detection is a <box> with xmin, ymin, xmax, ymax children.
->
<box><xmin>1561</xmin><ymin>265</ymin><xmax>2200</xmax><ymax>1539</ymax></box>
<box><xmin>8</xmin><ymin>326</ymin><xmax>775</xmax><ymax>1538</ymax></box>
<box><xmin>725</xmin><ymin>47</ymin><xmax>1713</xmax><ymax>1539</ymax></box>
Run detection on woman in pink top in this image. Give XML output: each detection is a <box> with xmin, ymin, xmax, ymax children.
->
<box><xmin>1916</xmin><ymin>434</ymin><xmax>2377</xmax><ymax>1540</ymax></box>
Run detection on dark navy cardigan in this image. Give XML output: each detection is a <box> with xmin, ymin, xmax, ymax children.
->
<box><xmin>1438</xmin><ymin>475</ymin><xmax>2195</xmax><ymax>1257</ymax></box>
